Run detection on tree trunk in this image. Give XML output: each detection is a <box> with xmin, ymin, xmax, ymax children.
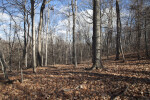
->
<box><xmin>23</xmin><ymin>0</ymin><xmax>27</xmax><ymax>68</ymax></box>
<box><xmin>9</xmin><ymin>18</ymin><xmax>12</xmax><ymax>72</ymax></box>
<box><xmin>91</xmin><ymin>0</ymin><xmax>103</xmax><ymax>69</ymax></box>
<box><xmin>80</xmin><ymin>49</ymin><xmax>83</xmax><ymax>63</ymax></box>
<box><xmin>120</xmin><ymin>38</ymin><xmax>125</xmax><ymax>62</ymax></box>
<box><xmin>106</xmin><ymin>31</ymin><xmax>109</xmax><ymax>59</ymax></box>
<box><xmin>52</xmin><ymin>35</ymin><xmax>55</xmax><ymax>66</ymax></box>
<box><xmin>0</xmin><ymin>51</ymin><xmax>8</xmax><ymax>79</ymax></box>
<box><xmin>115</xmin><ymin>0</ymin><xmax>121</xmax><ymax>60</ymax></box>
<box><xmin>144</xmin><ymin>15</ymin><xmax>149</xmax><ymax>58</ymax></box>
<box><xmin>45</xmin><ymin>6</ymin><xmax>50</xmax><ymax>66</ymax></box>
<box><xmin>26</xmin><ymin>14</ymin><xmax>30</xmax><ymax>68</ymax></box>
<box><xmin>31</xmin><ymin>0</ymin><xmax>36</xmax><ymax>73</ymax></box>
<box><xmin>107</xmin><ymin>0</ymin><xmax>113</xmax><ymax>59</ymax></box>
<box><xmin>37</xmin><ymin>0</ymin><xmax>46</xmax><ymax>66</ymax></box>
<box><xmin>66</xmin><ymin>29</ymin><xmax>68</xmax><ymax>65</ymax></box>
<box><xmin>137</xmin><ymin>14</ymin><xmax>141</xmax><ymax>60</ymax></box>
<box><xmin>71</xmin><ymin>0</ymin><xmax>77</xmax><ymax>67</ymax></box>
<box><xmin>136</xmin><ymin>0</ymin><xmax>142</xmax><ymax>60</ymax></box>
<box><xmin>68</xmin><ymin>10</ymin><xmax>72</xmax><ymax>64</ymax></box>
<box><xmin>41</xmin><ymin>28</ymin><xmax>44</xmax><ymax>66</ymax></box>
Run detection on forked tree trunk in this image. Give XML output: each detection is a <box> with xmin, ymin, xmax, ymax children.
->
<box><xmin>37</xmin><ymin>0</ymin><xmax>46</xmax><ymax>66</ymax></box>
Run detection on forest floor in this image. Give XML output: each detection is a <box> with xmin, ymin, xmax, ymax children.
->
<box><xmin>0</xmin><ymin>54</ymin><xmax>150</xmax><ymax>100</ymax></box>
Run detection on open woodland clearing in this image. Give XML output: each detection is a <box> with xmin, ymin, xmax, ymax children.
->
<box><xmin>0</xmin><ymin>54</ymin><xmax>150</xmax><ymax>100</ymax></box>
<box><xmin>0</xmin><ymin>0</ymin><xmax>150</xmax><ymax>99</ymax></box>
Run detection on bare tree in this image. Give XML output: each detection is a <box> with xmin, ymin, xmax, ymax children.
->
<box><xmin>45</xmin><ymin>7</ymin><xmax>50</xmax><ymax>66</ymax></box>
<box><xmin>71</xmin><ymin>0</ymin><xmax>77</xmax><ymax>67</ymax></box>
<box><xmin>31</xmin><ymin>0</ymin><xmax>36</xmax><ymax>73</ymax></box>
<box><xmin>89</xmin><ymin>0</ymin><xmax>103</xmax><ymax>70</ymax></box>
<box><xmin>23</xmin><ymin>0</ymin><xmax>28</xmax><ymax>68</ymax></box>
<box><xmin>136</xmin><ymin>0</ymin><xmax>143</xmax><ymax>60</ymax></box>
<box><xmin>37</xmin><ymin>0</ymin><xmax>47</xmax><ymax>66</ymax></box>
<box><xmin>144</xmin><ymin>10</ymin><xmax>149</xmax><ymax>58</ymax></box>
<box><xmin>115</xmin><ymin>0</ymin><xmax>121</xmax><ymax>60</ymax></box>
<box><xmin>0</xmin><ymin>51</ymin><xmax>8</xmax><ymax>79</ymax></box>
<box><xmin>106</xmin><ymin>0</ymin><xmax>113</xmax><ymax>59</ymax></box>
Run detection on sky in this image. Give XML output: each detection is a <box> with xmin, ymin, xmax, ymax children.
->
<box><xmin>0</xmin><ymin>0</ymin><xmax>130</xmax><ymax>41</ymax></box>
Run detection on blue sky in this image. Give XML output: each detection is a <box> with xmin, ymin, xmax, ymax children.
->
<box><xmin>0</xmin><ymin>0</ymin><xmax>130</xmax><ymax>40</ymax></box>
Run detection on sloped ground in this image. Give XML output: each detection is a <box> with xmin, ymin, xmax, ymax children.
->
<box><xmin>0</xmin><ymin>57</ymin><xmax>150</xmax><ymax>100</ymax></box>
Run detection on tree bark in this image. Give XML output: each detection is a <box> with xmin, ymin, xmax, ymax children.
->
<box><xmin>107</xmin><ymin>0</ymin><xmax>113</xmax><ymax>59</ymax></box>
<box><xmin>52</xmin><ymin>35</ymin><xmax>55</xmax><ymax>66</ymax></box>
<box><xmin>91</xmin><ymin>0</ymin><xmax>103</xmax><ymax>69</ymax></box>
<box><xmin>0</xmin><ymin>51</ymin><xmax>8</xmax><ymax>79</ymax></box>
<box><xmin>41</xmin><ymin>28</ymin><xmax>44</xmax><ymax>66</ymax></box>
<box><xmin>31</xmin><ymin>0</ymin><xmax>36</xmax><ymax>73</ymax></box>
<box><xmin>26</xmin><ymin>14</ymin><xmax>30</xmax><ymax>68</ymax></box>
<box><xmin>115</xmin><ymin>0</ymin><xmax>121</xmax><ymax>60</ymax></box>
<box><xmin>68</xmin><ymin>10</ymin><xmax>72</xmax><ymax>64</ymax></box>
<box><xmin>23</xmin><ymin>0</ymin><xmax>28</xmax><ymax>68</ymax></box>
<box><xmin>144</xmin><ymin>15</ymin><xmax>149</xmax><ymax>58</ymax></box>
<box><xmin>66</xmin><ymin>29</ymin><xmax>68</xmax><ymax>65</ymax></box>
<box><xmin>72</xmin><ymin>0</ymin><xmax>77</xmax><ymax>67</ymax></box>
<box><xmin>136</xmin><ymin>0</ymin><xmax>142</xmax><ymax>60</ymax></box>
<box><xmin>9</xmin><ymin>18</ymin><xmax>12</xmax><ymax>72</ymax></box>
<box><xmin>45</xmin><ymin>6</ymin><xmax>50</xmax><ymax>66</ymax></box>
<box><xmin>37</xmin><ymin>0</ymin><xmax>46</xmax><ymax>66</ymax></box>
